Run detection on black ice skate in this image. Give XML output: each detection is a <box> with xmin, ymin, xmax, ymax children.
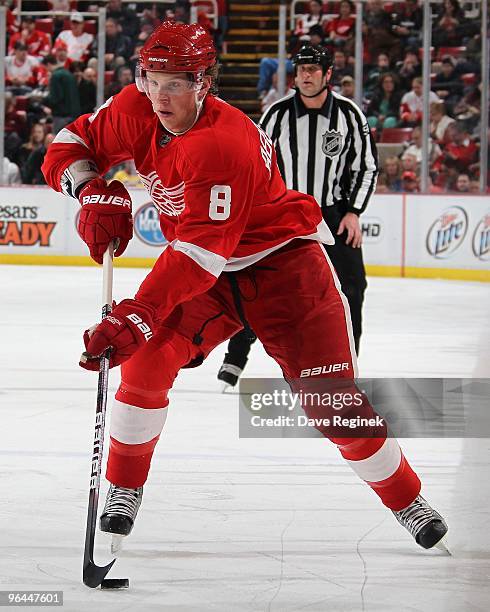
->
<box><xmin>393</xmin><ymin>494</ymin><xmax>449</xmax><ymax>552</ymax></box>
<box><xmin>100</xmin><ymin>484</ymin><xmax>143</xmax><ymax>555</ymax></box>
<box><xmin>217</xmin><ymin>362</ymin><xmax>244</xmax><ymax>391</ymax></box>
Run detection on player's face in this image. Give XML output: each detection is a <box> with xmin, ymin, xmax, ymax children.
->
<box><xmin>295</xmin><ymin>64</ymin><xmax>330</xmax><ymax>97</ymax></box>
<box><xmin>146</xmin><ymin>71</ymin><xmax>210</xmax><ymax>134</ymax></box>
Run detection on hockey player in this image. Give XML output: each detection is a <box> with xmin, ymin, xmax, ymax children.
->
<box><xmin>42</xmin><ymin>21</ymin><xmax>447</xmax><ymax>553</ymax></box>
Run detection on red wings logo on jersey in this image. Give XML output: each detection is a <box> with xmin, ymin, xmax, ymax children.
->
<box><xmin>138</xmin><ymin>172</ymin><xmax>186</xmax><ymax>217</ymax></box>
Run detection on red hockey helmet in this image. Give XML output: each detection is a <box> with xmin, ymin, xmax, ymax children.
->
<box><xmin>139</xmin><ymin>21</ymin><xmax>216</xmax><ymax>74</ymax></box>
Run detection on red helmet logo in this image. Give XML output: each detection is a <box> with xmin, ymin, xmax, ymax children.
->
<box><xmin>139</xmin><ymin>21</ymin><xmax>216</xmax><ymax>74</ymax></box>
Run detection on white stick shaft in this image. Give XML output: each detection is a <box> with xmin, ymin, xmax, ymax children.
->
<box><xmin>102</xmin><ymin>243</ymin><xmax>114</xmax><ymax>309</ymax></box>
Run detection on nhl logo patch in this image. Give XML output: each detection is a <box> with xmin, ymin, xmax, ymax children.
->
<box><xmin>159</xmin><ymin>134</ymin><xmax>172</xmax><ymax>147</ymax></box>
<box><xmin>322</xmin><ymin>130</ymin><xmax>343</xmax><ymax>158</ymax></box>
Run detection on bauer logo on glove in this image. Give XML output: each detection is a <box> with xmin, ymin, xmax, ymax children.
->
<box><xmin>81</xmin><ymin>193</ymin><xmax>131</xmax><ymax>208</ymax></box>
<box><xmin>80</xmin><ymin>299</ymin><xmax>156</xmax><ymax>370</ymax></box>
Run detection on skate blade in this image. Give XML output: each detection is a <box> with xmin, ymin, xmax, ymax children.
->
<box><xmin>111</xmin><ymin>534</ymin><xmax>125</xmax><ymax>556</ymax></box>
<box><xmin>435</xmin><ymin>536</ymin><xmax>451</xmax><ymax>555</ymax></box>
<box><xmin>219</xmin><ymin>382</ymin><xmax>233</xmax><ymax>393</ymax></box>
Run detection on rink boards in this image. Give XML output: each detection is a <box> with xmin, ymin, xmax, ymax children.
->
<box><xmin>0</xmin><ymin>187</ymin><xmax>489</xmax><ymax>281</ymax></box>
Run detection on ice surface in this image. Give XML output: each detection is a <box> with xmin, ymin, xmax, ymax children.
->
<box><xmin>1</xmin><ymin>266</ymin><xmax>489</xmax><ymax>611</ymax></box>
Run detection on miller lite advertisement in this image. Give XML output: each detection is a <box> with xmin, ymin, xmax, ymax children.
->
<box><xmin>405</xmin><ymin>196</ymin><xmax>490</xmax><ymax>273</ymax></box>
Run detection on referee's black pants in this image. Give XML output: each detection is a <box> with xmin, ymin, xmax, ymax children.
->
<box><xmin>322</xmin><ymin>238</ymin><xmax>367</xmax><ymax>355</ymax></box>
<box><xmin>219</xmin><ymin>236</ymin><xmax>367</xmax><ymax>374</ymax></box>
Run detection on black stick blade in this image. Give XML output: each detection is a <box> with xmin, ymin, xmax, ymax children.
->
<box><xmin>83</xmin><ymin>558</ymin><xmax>116</xmax><ymax>588</ymax></box>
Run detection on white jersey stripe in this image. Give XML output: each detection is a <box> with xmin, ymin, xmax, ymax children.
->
<box><xmin>225</xmin><ymin>220</ymin><xmax>334</xmax><ymax>271</ymax></box>
<box><xmin>171</xmin><ymin>240</ymin><xmax>227</xmax><ymax>277</ymax></box>
<box><xmin>54</xmin><ymin>128</ymin><xmax>89</xmax><ymax>149</ymax></box>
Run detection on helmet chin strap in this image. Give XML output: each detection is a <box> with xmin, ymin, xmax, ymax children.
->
<box><xmin>297</xmin><ymin>84</ymin><xmax>329</xmax><ymax>99</ymax></box>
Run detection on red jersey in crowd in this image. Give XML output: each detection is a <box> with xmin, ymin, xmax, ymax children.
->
<box><xmin>8</xmin><ymin>30</ymin><xmax>52</xmax><ymax>57</ymax></box>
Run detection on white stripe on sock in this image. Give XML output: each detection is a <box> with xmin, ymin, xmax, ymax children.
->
<box><xmin>346</xmin><ymin>437</ymin><xmax>402</xmax><ymax>483</ymax></box>
<box><xmin>110</xmin><ymin>400</ymin><xmax>168</xmax><ymax>445</ymax></box>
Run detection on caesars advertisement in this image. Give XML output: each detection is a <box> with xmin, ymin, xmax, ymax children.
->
<box><xmin>0</xmin><ymin>187</ymin><xmax>489</xmax><ymax>279</ymax></box>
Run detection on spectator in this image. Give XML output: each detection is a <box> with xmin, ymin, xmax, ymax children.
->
<box><xmin>295</xmin><ymin>0</ymin><xmax>327</xmax><ymax>39</ymax></box>
<box><xmin>380</xmin><ymin>156</ymin><xmax>403</xmax><ymax>192</ymax></box>
<box><xmin>289</xmin><ymin>0</ymin><xmax>327</xmax><ymax>53</ymax></box>
<box><xmin>1</xmin><ymin>156</ymin><xmax>22</xmax><ymax>185</ymax></box>
<box><xmin>52</xmin><ymin>39</ymin><xmax>73</xmax><ymax>70</ymax></box>
<box><xmin>106</xmin><ymin>0</ymin><xmax>139</xmax><ymax>41</ymax></box>
<box><xmin>329</xmin><ymin>49</ymin><xmax>353</xmax><ymax>88</ymax></box>
<box><xmin>401</xmin><ymin>126</ymin><xmax>441</xmax><ymax>166</ymax></box>
<box><xmin>375</xmin><ymin>173</ymin><xmax>390</xmax><ymax>193</ymax></box>
<box><xmin>433</xmin><ymin>56</ymin><xmax>463</xmax><ymax>114</ymax></box>
<box><xmin>5</xmin><ymin>42</ymin><xmax>41</xmax><ymax>95</ymax></box>
<box><xmin>8</xmin><ymin>16</ymin><xmax>51</xmax><ymax>58</ymax></box>
<box><xmin>102</xmin><ymin>17</ymin><xmax>134</xmax><ymax>69</ymax></box>
<box><xmin>366</xmin><ymin>72</ymin><xmax>401</xmax><ymax>129</ymax></box>
<box><xmin>308</xmin><ymin>24</ymin><xmax>326</xmax><ymax>47</ymax></box>
<box><xmin>15</xmin><ymin>123</ymin><xmax>46</xmax><ymax>169</ymax></box>
<box><xmin>391</xmin><ymin>0</ymin><xmax>423</xmax><ymax>51</ymax></box>
<box><xmin>257</xmin><ymin>57</ymin><xmax>294</xmax><ymax>98</ymax></box>
<box><xmin>433</xmin><ymin>0</ymin><xmax>466</xmax><ymax>47</ymax></box>
<box><xmin>454</xmin><ymin>173</ymin><xmax>471</xmax><ymax>192</ymax></box>
<box><xmin>430</xmin><ymin>101</ymin><xmax>455</xmax><ymax>144</ymax></box>
<box><xmin>79</xmin><ymin>67</ymin><xmax>97</xmax><ymax>114</ymax></box>
<box><xmin>324</xmin><ymin>0</ymin><xmax>355</xmax><ymax>54</ymax></box>
<box><xmin>363</xmin><ymin>0</ymin><xmax>401</xmax><ymax>63</ymax></box>
<box><xmin>197</xmin><ymin>8</ymin><xmax>216</xmax><ymax>37</ymax></box>
<box><xmin>401</xmin><ymin>170</ymin><xmax>419</xmax><ymax>192</ymax></box>
<box><xmin>4</xmin><ymin>92</ymin><xmax>25</xmax><ymax>161</ymax></box>
<box><xmin>339</xmin><ymin>75</ymin><xmax>355</xmax><ymax>99</ymax></box>
<box><xmin>400</xmin><ymin>77</ymin><xmax>439</xmax><ymax>126</ymax></box>
<box><xmin>260</xmin><ymin>69</ymin><xmax>295</xmax><ymax>113</ymax></box>
<box><xmin>401</xmin><ymin>153</ymin><xmax>418</xmax><ymax>175</ymax></box>
<box><xmin>106</xmin><ymin>65</ymin><xmax>134</xmax><ymax>98</ymax></box>
<box><xmin>364</xmin><ymin>52</ymin><xmax>391</xmax><ymax>98</ymax></box>
<box><xmin>396</xmin><ymin>47</ymin><xmax>422</xmax><ymax>92</ymax></box>
<box><xmin>56</xmin><ymin>12</ymin><xmax>94</xmax><ymax>62</ymax></box>
<box><xmin>5</xmin><ymin>3</ymin><xmax>18</xmax><ymax>37</ymax></box>
<box><xmin>22</xmin><ymin>132</ymin><xmax>55</xmax><ymax>185</ymax></box>
<box><xmin>453</xmin><ymin>82</ymin><xmax>481</xmax><ymax>133</ymax></box>
<box><xmin>136</xmin><ymin>18</ymin><xmax>158</xmax><ymax>45</ymax></box>
<box><xmin>129</xmin><ymin>41</ymin><xmax>145</xmax><ymax>76</ymax></box>
<box><xmin>42</xmin><ymin>54</ymin><xmax>81</xmax><ymax>134</ymax></box>
<box><xmin>46</xmin><ymin>0</ymin><xmax>73</xmax><ymax>39</ymax></box>
<box><xmin>432</xmin><ymin>122</ymin><xmax>478</xmax><ymax>181</ymax></box>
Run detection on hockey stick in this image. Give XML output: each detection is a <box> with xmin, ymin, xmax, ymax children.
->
<box><xmin>83</xmin><ymin>244</ymin><xmax>116</xmax><ymax>588</ymax></box>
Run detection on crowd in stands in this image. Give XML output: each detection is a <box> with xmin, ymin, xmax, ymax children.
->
<box><xmin>2</xmin><ymin>0</ymin><xmax>487</xmax><ymax>192</ymax></box>
<box><xmin>2</xmin><ymin>0</ymin><xmax>229</xmax><ymax>185</ymax></box>
<box><xmin>259</xmin><ymin>0</ymin><xmax>487</xmax><ymax>193</ymax></box>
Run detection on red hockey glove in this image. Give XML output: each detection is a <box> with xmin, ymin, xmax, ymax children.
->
<box><xmin>79</xmin><ymin>299</ymin><xmax>156</xmax><ymax>371</ymax></box>
<box><xmin>78</xmin><ymin>178</ymin><xmax>133</xmax><ymax>264</ymax></box>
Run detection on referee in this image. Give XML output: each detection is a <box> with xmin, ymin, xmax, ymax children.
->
<box><xmin>217</xmin><ymin>44</ymin><xmax>378</xmax><ymax>389</ymax></box>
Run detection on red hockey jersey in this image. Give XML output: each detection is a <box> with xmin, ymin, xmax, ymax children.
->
<box><xmin>42</xmin><ymin>85</ymin><xmax>332</xmax><ymax>320</ymax></box>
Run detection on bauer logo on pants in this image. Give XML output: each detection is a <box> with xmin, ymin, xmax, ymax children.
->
<box><xmin>472</xmin><ymin>211</ymin><xmax>490</xmax><ymax>261</ymax></box>
<box><xmin>322</xmin><ymin>130</ymin><xmax>343</xmax><ymax>158</ymax></box>
<box><xmin>134</xmin><ymin>202</ymin><xmax>168</xmax><ymax>247</ymax></box>
<box><xmin>426</xmin><ymin>206</ymin><xmax>468</xmax><ymax>259</ymax></box>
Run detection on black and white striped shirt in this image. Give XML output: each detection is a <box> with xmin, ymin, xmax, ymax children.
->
<box><xmin>260</xmin><ymin>90</ymin><xmax>378</xmax><ymax>216</ymax></box>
